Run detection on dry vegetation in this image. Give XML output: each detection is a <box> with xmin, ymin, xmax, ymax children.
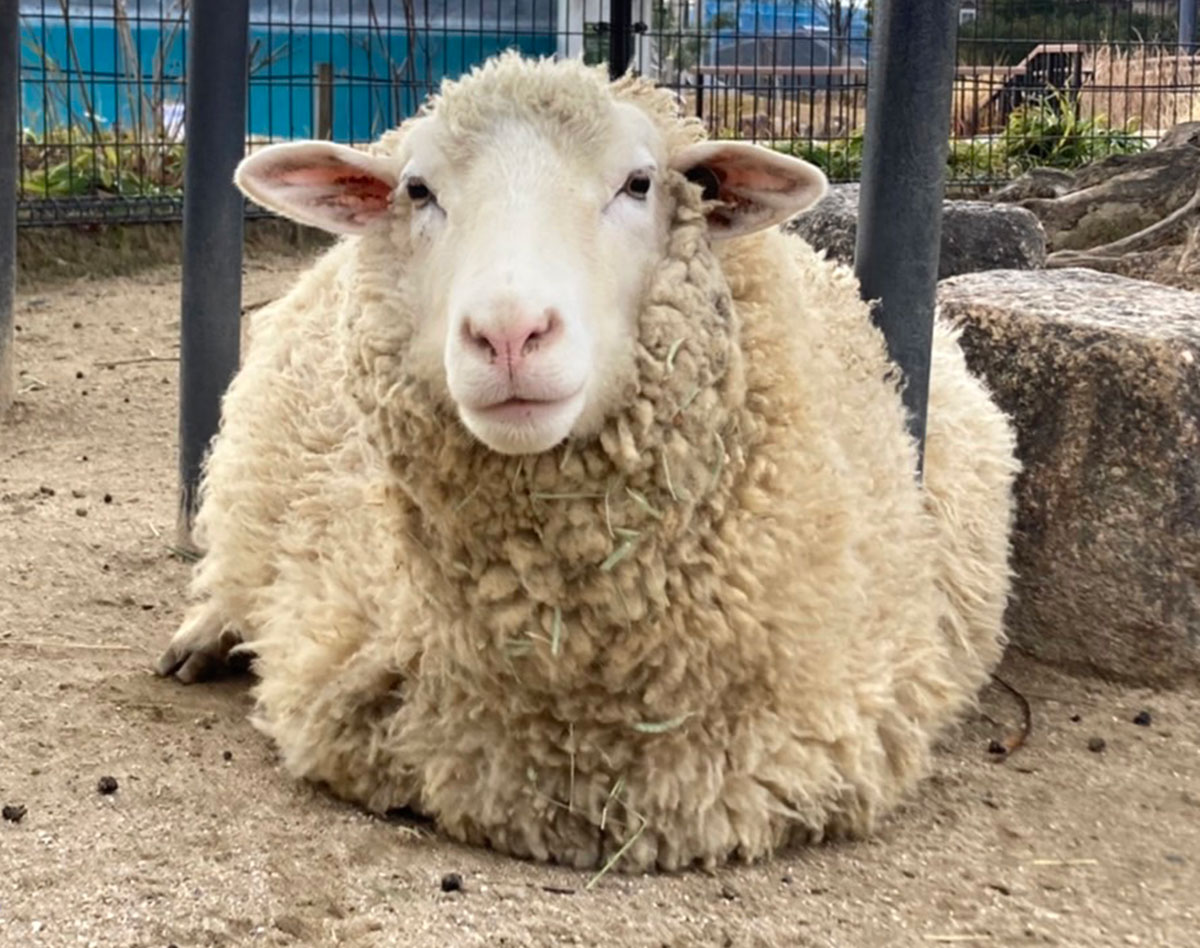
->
<box><xmin>1080</xmin><ymin>46</ymin><xmax>1200</xmax><ymax>134</ymax></box>
<box><xmin>685</xmin><ymin>45</ymin><xmax>1199</xmax><ymax>146</ymax></box>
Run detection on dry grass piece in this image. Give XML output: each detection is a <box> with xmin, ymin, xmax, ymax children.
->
<box><xmin>632</xmin><ymin>712</ymin><xmax>694</xmax><ymax>733</ymax></box>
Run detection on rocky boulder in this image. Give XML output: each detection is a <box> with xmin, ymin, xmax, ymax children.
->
<box><xmin>938</xmin><ymin>268</ymin><xmax>1200</xmax><ymax>685</ymax></box>
<box><xmin>785</xmin><ymin>183</ymin><xmax>1047</xmax><ymax>278</ymax></box>
<box><xmin>992</xmin><ymin>122</ymin><xmax>1200</xmax><ymax>293</ymax></box>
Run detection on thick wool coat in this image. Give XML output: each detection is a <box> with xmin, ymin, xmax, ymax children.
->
<box><xmin>181</xmin><ymin>56</ymin><xmax>1019</xmax><ymax>871</ymax></box>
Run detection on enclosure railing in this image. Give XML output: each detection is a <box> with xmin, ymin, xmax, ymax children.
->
<box><xmin>12</xmin><ymin>0</ymin><xmax>1200</xmax><ymax>227</ymax></box>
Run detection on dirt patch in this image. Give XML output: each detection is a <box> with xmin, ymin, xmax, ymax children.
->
<box><xmin>1</xmin><ymin>258</ymin><xmax>1197</xmax><ymax>948</ymax></box>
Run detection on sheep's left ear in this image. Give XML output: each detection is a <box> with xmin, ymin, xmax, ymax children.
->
<box><xmin>670</xmin><ymin>142</ymin><xmax>828</xmax><ymax>239</ymax></box>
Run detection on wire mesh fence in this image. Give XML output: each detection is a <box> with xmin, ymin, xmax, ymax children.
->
<box><xmin>14</xmin><ymin>0</ymin><xmax>1200</xmax><ymax>226</ymax></box>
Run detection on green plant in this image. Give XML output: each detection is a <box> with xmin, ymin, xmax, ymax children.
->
<box><xmin>773</xmin><ymin>132</ymin><xmax>865</xmax><ymax>182</ymax></box>
<box><xmin>20</xmin><ymin>127</ymin><xmax>185</xmax><ymax>198</ymax></box>
<box><xmin>947</xmin><ymin>138</ymin><xmax>1007</xmax><ymax>182</ymax></box>
<box><xmin>1000</xmin><ymin>92</ymin><xmax>1147</xmax><ymax>171</ymax></box>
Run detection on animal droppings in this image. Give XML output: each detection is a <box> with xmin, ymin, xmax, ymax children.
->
<box><xmin>2</xmin><ymin>804</ymin><xmax>27</xmax><ymax>823</ymax></box>
<box><xmin>1087</xmin><ymin>737</ymin><xmax>1107</xmax><ymax>753</ymax></box>
<box><xmin>1132</xmin><ymin>710</ymin><xmax>1152</xmax><ymax>727</ymax></box>
<box><xmin>96</xmin><ymin>776</ymin><xmax>119</xmax><ymax>795</ymax></box>
<box><xmin>440</xmin><ymin>872</ymin><xmax>463</xmax><ymax>893</ymax></box>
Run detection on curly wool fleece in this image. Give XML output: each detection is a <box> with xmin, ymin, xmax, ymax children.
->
<box><xmin>189</xmin><ymin>55</ymin><xmax>1019</xmax><ymax>872</ymax></box>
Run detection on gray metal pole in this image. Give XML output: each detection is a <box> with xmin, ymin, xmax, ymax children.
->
<box><xmin>854</xmin><ymin>0</ymin><xmax>959</xmax><ymax>478</ymax></box>
<box><xmin>178</xmin><ymin>0</ymin><xmax>250</xmax><ymax>546</ymax></box>
<box><xmin>1182</xmin><ymin>0</ymin><xmax>1198</xmax><ymax>52</ymax></box>
<box><xmin>609</xmin><ymin>0</ymin><xmax>634</xmax><ymax>80</ymax></box>
<box><xmin>0</xmin><ymin>0</ymin><xmax>18</xmax><ymax>416</ymax></box>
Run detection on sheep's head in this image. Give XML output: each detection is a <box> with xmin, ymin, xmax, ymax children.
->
<box><xmin>234</xmin><ymin>54</ymin><xmax>827</xmax><ymax>455</ymax></box>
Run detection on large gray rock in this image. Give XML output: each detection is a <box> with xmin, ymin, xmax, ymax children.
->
<box><xmin>938</xmin><ymin>268</ymin><xmax>1200</xmax><ymax>685</ymax></box>
<box><xmin>785</xmin><ymin>183</ymin><xmax>1047</xmax><ymax>277</ymax></box>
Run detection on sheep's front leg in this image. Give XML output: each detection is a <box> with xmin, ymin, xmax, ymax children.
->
<box><xmin>156</xmin><ymin>602</ymin><xmax>245</xmax><ymax>683</ymax></box>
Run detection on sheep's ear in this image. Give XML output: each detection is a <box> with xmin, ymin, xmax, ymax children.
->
<box><xmin>234</xmin><ymin>141</ymin><xmax>398</xmax><ymax>235</ymax></box>
<box><xmin>670</xmin><ymin>142</ymin><xmax>828</xmax><ymax>239</ymax></box>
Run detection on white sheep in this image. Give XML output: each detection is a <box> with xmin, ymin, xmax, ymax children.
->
<box><xmin>157</xmin><ymin>53</ymin><xmax>1019</xmax><ymax>872</ymax></box>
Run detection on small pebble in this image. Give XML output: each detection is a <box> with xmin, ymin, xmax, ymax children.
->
<box><xmin>71</xmin><ymin>489</ymin><xmax>85</xmax><ymax>499</ymax></box>
<box><xmin>781</xmin><ymin>875</ymin><xmax>793</xmax><ymax>885</ymax></box>
<box><xmin>96</xmin><ymin>776</ymin><xmax>119</xmax><ymax>795</ymax></box>
<box><xmin>440</xmin><ymin>872</ymin><xmax>463</xmax><ymax>893</ymax></box>
<box><xmin>1069</xmin><ymin>714</ymin><xmax>1082</xmax><ymax>723</ymax></box>
<box><xmin>38</xmin><ymin>485</ymin><xmax>55</xmax><ymax>496</ymax></box>
<box><xmin>719</xmin><ymin>883</ymin><xmax>738</xmax><ymax>900</ymax></box>
<box><xmin>72</xmin><ymin>321</ymin><xmax>82</xmax><ymax>329</ymax></box>
<box><xmin>75</xmin><ymin>507</ymin><xmax>88</xmax><ymax>517</ymax></box>
<box><xmin>1087</xmin><ymin>737</ymin><xmax>1107</xmax><ymax>753</ymax></box>
<box><xmin>2</xmin><ymin>804</ymin><xmax>27</xmax><ymax>823</ymax></box>
<box><xmin>1132</xmin><ymin>710</ymin><xmax>1152</xmax><ymax>727</ymax></box>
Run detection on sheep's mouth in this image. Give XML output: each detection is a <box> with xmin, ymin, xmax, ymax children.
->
<box><xmin>458</xmin><ymin>388</ymin><xmax>587</xmax><ymax>455</ymax></box>
<box><xmin>473</xmin><ymin>395</ymin><xmax>576</xmax><ymax>425</ymax></box>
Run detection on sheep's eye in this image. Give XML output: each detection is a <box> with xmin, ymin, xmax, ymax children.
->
<box><xmin>623</xmin><ymin>173</ymin><xmax>652</xmax><ymax>200</ymax></box>
<box><xmin>406</xmin><ymin>179</ymin><xmax>433</xmax><ymax>205</ymax></box>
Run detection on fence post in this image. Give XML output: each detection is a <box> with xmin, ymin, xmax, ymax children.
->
<box><xmin>0</xmin><ymin>0</ymin><xmax>17</xmax><ymax>417</ymax></box>
<box><xmin>853</xmin><ymin>0</ymin><xmax>959</xmax><ymax>478</ymax></box>
<box><xmin>177</xmin><ymin>0</ymin><xmax>250</xmax><ymax>547</ymax></box>
<box><xmin>314</xmin><ymin>62</ymin><xmax>333</xmax><ymax>139</ymax></box>
<box><xmin>609</xmin><ymin>0</ymin><xmax>634</xmax><ymax>80</ymax></box>
<box><xmin>1182</xmin><ymin>0</ymin><xmax>1198</xmax><ymax>52</ymax></box>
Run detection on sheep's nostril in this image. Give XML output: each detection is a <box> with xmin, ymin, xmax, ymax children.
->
<box><xmin>463</xmin><ymin>319</ymin><xmax>498</xmax><ymax>360</ymax></box>
<box><xmin>522</xmin><ymin>308</ymin><xmax>561</xmax><ymax>355</ymax></box>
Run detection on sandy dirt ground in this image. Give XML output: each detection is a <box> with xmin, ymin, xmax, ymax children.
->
<box><xmin>2</xmin><ymin>257</ymin><xmax>1198</xmax><ymax>948</ymax></box>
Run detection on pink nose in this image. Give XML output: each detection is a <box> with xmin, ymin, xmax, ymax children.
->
<box><xmin>463</xmin><ymin>307</ymin><xmax>562</xmax><ymax>371</ymax></box>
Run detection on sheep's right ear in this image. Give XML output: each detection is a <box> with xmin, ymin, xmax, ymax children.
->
<box><xmin>234</xmin><ymin>141</ymin><xmax>399</xmax><ymax>235</ymax></box>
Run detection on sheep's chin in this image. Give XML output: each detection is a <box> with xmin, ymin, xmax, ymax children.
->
<box><xmin>458</xmin><ymin>390</ymin><xmax>586</xmax><ymax>456</ymax></box>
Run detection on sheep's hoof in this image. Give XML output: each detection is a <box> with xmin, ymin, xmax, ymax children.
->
<box><xmin>156</xmin><ymin>608</ymin><xmax>245</xmax><ymax>684</ymax></box>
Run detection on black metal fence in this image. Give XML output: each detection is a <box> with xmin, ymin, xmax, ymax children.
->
<box><xmin>14</xmin><ymin>0</ymin><xmax>1200</xmax><ymax>226</ymax></box>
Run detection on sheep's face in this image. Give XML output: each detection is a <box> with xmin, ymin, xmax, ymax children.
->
<box><xmin>397</xmin><ymin>103</ymin><xmax>675</xmax><ymax>454</ymax></box>
<box><xmin>233</xmin><ymin>56</ymin><xmax>827</xmax><ymax>455</ymax></box>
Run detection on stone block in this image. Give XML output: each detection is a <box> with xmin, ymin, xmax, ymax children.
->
<box><xmin>786</xmin><ymin>184</ymin><xmax>1047</xmax><ymax>278</ymax></box>
<box><xmin>938</xmin><ymin>268</ymin><xmax>1200</xmax><ymax>685</ymax></box>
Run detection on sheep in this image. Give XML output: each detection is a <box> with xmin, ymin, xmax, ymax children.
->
<box><xmin>156</xmin><ymin>52</ymin><xmax>1019</xmax><ymax>873</ymax></box>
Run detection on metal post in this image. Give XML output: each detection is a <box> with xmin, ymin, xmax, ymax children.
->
<box><xmin>854</xmin><ymin>0</ymin><xmax>959</xmax><ymax>478</ymax></box>
<box><xmin>178</xmin><ymin>0</ymin><xmax>249</xmax><ymax>546</ymax></box>
<box><xmin>609</xmin><ymin>0</ymin><xmax>634</xmax><ymax>80</ymax></box>
<box><xmin>1182</xmin><ymin>0</ymin><xmax>1198</xmax><ymax>52</ymax></box>
<box><xmin>0</xmin><ymin>0</ymin><xmax>18</xmax><ymax>416</ymax></box>
<box><xmin>314</xmin><ymin>62</ymin><xmax>333</xmax><ymax>139</ymax></box>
